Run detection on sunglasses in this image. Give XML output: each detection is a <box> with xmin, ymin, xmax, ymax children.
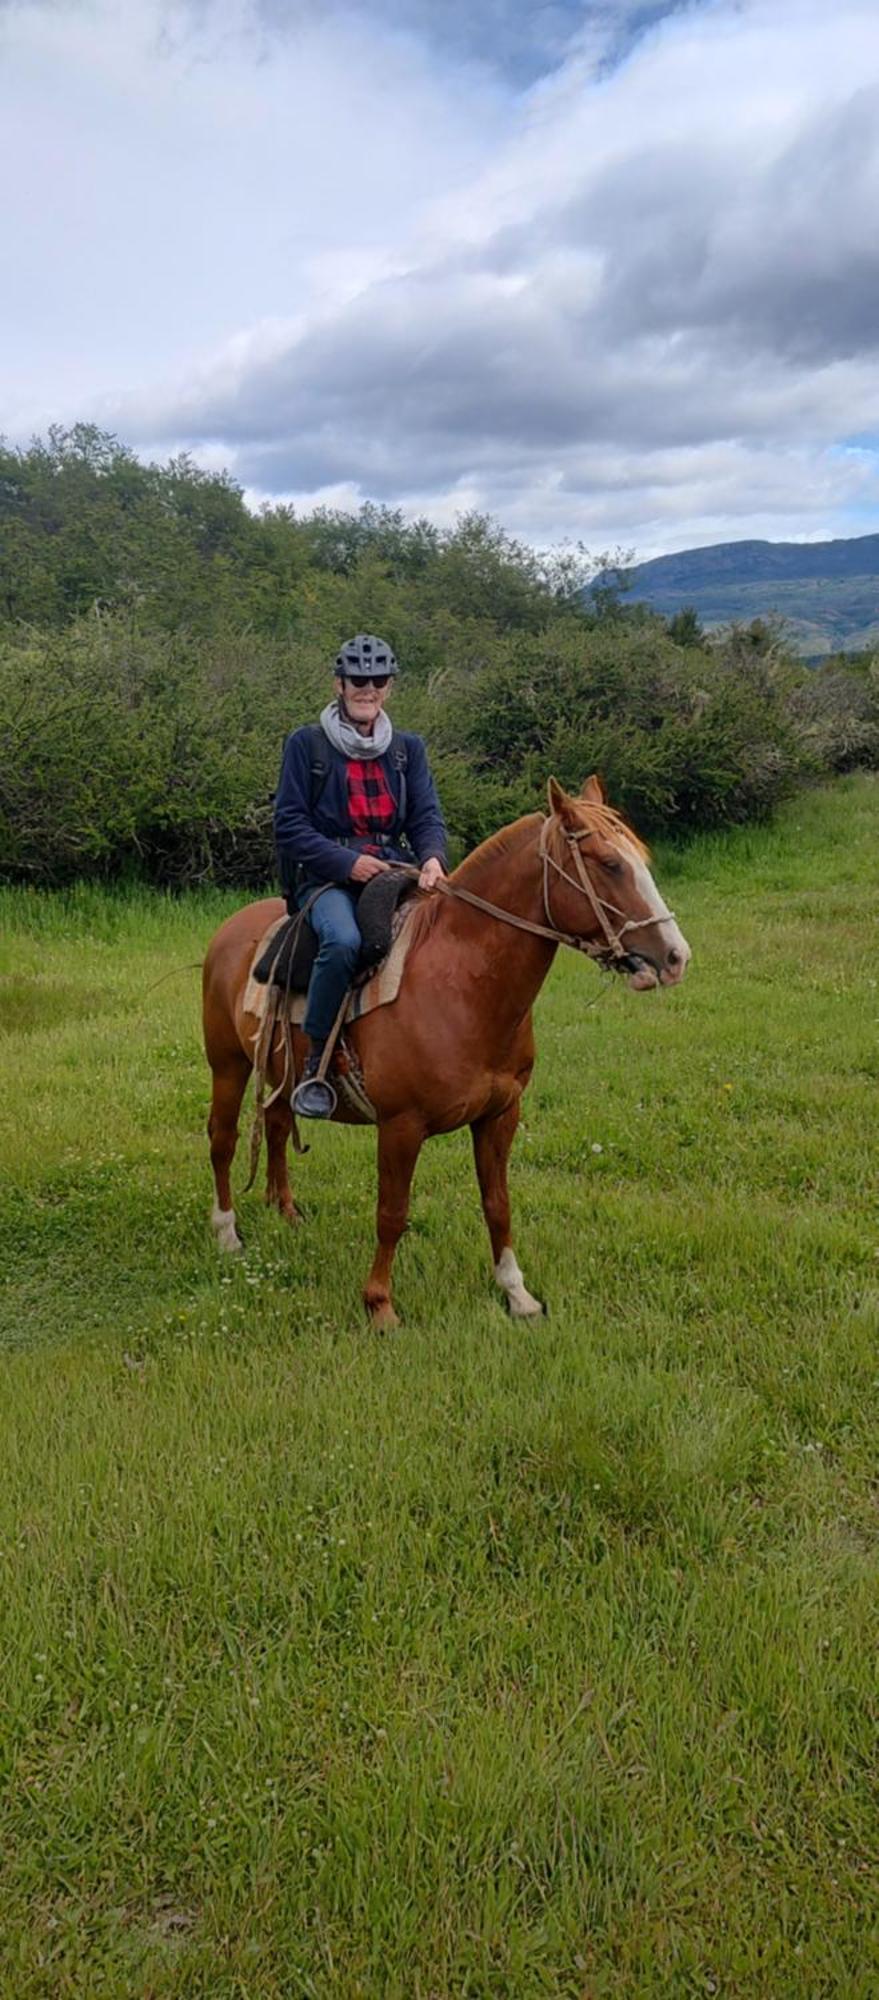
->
<box><xmin>343</xmin><ymin>674</ymin><xmax>390</xmax><ymax>690</ymax></box>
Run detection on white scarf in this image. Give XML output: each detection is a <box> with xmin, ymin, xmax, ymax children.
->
<box><xmin>319</xmin><ymin>699</ymin><xmax>393</xmax><ymax>761</ymax></box>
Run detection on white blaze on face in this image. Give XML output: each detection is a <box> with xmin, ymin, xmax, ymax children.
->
<box><xmin>621</xmin><ymin>840</ymin><xmax>691</xmax><ymax>987</ymax></box>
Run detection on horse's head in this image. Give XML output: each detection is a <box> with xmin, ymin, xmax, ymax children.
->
<box><xmin>545</xmin><ymin>775</ymin><xmax>690</xmax><ymax>991</ymax></box>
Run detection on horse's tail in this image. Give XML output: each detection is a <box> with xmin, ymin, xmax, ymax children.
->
<box><xmin>144</xmin><ymin>960</ymin><xmax>201</xmax><ymax>995</ymax></box>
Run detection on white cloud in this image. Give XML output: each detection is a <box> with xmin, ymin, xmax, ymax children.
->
<box><xmin>1</xmin><ymin>0</ymin><xmax>507</xmax><ymax>415</ymax></box>
<box><xmin>3</xmin><ymin>0</ymin><xmax>879</xmax><ymax>553</ymax></box>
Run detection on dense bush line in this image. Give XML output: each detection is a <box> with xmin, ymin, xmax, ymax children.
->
<box><xmin>2</xmin><ymin>427</ymin><xmax>877</xmax><ymax>884</ymax></box>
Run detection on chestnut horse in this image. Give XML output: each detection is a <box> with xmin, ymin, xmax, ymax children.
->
<box><xmin>202</xmin><ymin>777</ymin><xmax>690</xmax><ymax>1327</ymax></box>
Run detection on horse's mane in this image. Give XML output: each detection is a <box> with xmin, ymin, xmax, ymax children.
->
<box><xmin>560</xmin><ymin>797</ymin><xmax>650</xmax><ymax>862</ymax></box>
<box><xmin>406</xmin><ymin>815</ymin><xmax>540</xmax><ymax>947</ymax></box>
<box><xmin>457</xmin><ymin>815</ymin><xmax>543</xmax><ymax>877</ymax></box>
<box><xmin>406</xmin><ymin>797</ymin><xmax>649</xmax><ymax>949</ymax></box>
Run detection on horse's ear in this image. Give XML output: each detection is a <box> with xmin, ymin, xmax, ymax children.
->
<box><xmin>580</xmin><ymin>774</ymin><xmax>608</xmax><ymax>805</ymax></box>
<box><xmin>547</xmin><ymin>777</ymin><xmax>579</xmax><ymax>826</ymax></box>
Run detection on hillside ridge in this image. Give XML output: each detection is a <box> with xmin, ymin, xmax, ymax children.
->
<box><xmin>624</xmin><ymin>531</ymin><xmax>879</xmax><ymax>655</ymax></box>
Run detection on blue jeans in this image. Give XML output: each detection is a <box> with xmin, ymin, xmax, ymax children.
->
<box><xmin>296</xmin><ymin>883</ymin><xmax>362</xmax><ymax>1042</ymax></box>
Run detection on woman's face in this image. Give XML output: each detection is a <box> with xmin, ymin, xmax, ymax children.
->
<box><xmin>335</xmin><ymin>672</ymin><xmax>391</xmax><ymax>732</ymax></box>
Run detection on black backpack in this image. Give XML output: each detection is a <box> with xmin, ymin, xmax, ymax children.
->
<box><xmin>304</xmin><ymin>721</ymin><xmax>408</xmax><ymax>827</ymax></box>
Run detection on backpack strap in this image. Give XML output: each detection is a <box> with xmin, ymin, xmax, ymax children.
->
<box><xmin>306</xmin><ymin>722</ymin><xmax>331</xmax><ymax>812</ymax></box>
<box><xmin>390</xmin><ymin>730</ymin><xmax>408</xmax><ymax>828</ymax></box>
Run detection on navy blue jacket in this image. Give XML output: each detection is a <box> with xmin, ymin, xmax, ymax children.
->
<box><xmin>274</xmin><ymin>726</ymin><xmax>448</xmax><ymax>888</ymax></box>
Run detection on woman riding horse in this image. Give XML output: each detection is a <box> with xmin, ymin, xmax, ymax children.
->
<box><xmin>204</xmin><ymin>762</ymin><xmax>691</xmax><ymax>1325</ymax></box>
<box><xmin>274</xmin><ymin>633</ymin><xmax>447</xmax><ymax>1118</ymax></box>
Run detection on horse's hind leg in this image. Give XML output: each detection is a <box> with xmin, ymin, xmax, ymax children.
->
<box><xmin>471</xmin><ymin>1101</ymin><xmax>544</xmax><ymax>1318</ymax></box>
<box><xmin>208</xmin><ymin>1054</ymin><xmax>250</xmax><ymax>1252</ymax></box>
<box><xmin>265</xmin><ymin>1098</ymin><xmax>301</xmax><ymax>1226</ymax></box>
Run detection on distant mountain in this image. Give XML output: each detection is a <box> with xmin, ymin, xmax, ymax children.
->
<box><xmin>623</xmin><ymin>532</ymin><xmax>879</xmax><ymax>657</ymax></box>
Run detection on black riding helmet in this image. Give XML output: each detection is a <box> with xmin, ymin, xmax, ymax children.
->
<box><xmin>335</xmin><ymin>633</ymin><xmax>399</xmax><ymax>680</ymax></box>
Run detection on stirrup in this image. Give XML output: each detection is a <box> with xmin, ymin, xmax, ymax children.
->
<box><xmin>291</xmin><ymin>1073</ymin><xmax>338</xmax><ymax>1120</ymax></box>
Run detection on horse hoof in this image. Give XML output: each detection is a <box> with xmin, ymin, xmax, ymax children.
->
<box><xmin>267</xmin><ymin>1195</ymin><xmax>302</xmax><ymax>1227</ymax></box>
<box><xmin>367</xmin><ymin>1301</ymin><xmax>400</xmax><ymax>1332</ymax></box>
<box><xmin>505</xmin><ymin>1295</ymin><xmax>547</xmax><ymax>1320</ymax></box>
<box><xmin>211</xmin><ymin>1206</ymin><xmax>243</xmax><ymax>1254</ymax></box>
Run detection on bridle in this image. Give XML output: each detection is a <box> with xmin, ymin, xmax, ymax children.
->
<box><xmin>538</xmin><ymin>818</ymin><xmax>676</xmax><ymax>974</ymax></box>
<box><xmin>428</xmin><ymin>812</ymin><xmax>677</xmax><ymax>976</ymax></box>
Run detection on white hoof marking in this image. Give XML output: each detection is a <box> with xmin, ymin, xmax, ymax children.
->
<box><xmin>494</xmin><ymin>1246</ymin><xmax>543</xmax><ymax>1318</ymax></box>
<box><xmin>211</xmin><ymin>1204</ymin><xmax>243</xmax><ymax>1254</ymax></box>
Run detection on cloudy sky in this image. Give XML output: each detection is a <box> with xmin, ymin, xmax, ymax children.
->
<box><xmin>3</xmin><ymin>0</ymin><xmax>879</xmax><ymax>557</ymax></box>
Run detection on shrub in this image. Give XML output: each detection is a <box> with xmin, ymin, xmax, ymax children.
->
<box><xmin>787</xmin><ymin>661</ymin><xmax>879</xmax><ymax>774</ymax></box>
<box><xmin>2</xmin><ymin>429</ymin><xmax>876</xmax><ymax>885</ymax></box>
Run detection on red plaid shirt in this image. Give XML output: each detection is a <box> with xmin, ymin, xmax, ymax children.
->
<box><xmin>345</xmin><ymin>758</ymin><xmax>397</xmax><ymax>853</ymax></box>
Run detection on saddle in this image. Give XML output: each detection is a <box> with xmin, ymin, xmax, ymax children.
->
<box><xmin>252</xmin><ymin>868</ymin><xmax>417</xmax><ymax>992</ymax></box>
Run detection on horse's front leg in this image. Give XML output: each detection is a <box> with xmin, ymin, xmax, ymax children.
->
<box><xmin>471</xmin><ymin>1101</ymin><xmax>544</xmax><ymax>1318</ymax></box>
<box><xmin>364</xmin><ymin>1113</ymin><xmax>425</xmax><ymax>1329</ymax></box>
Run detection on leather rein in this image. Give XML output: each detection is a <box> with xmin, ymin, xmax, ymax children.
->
<box><xmin>423</xmin><ymin>814</ymin><xmax>676</xmax><ymax>976</ymax></box>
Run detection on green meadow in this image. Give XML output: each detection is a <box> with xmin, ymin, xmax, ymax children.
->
<box><xmin>1</xmin><ymin>776</ymin><xmax>877</xmax><ymax>1997</ymax></box>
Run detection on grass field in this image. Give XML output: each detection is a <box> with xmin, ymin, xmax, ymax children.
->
<box><xmin>1</xmin><ymin>777</ymin><xmax>878</xmax><ymax>1997</ymax></box>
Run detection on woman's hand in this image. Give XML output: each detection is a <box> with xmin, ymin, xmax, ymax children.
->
<box><xmin>350</xmin><ymin>853</ymin><xmax>391</xmax><ymax>884</ymax></box>
<box><xmin>418</xmin><ymin>857</ymin><xmax>445</xmax><ymax>892</ymax></box>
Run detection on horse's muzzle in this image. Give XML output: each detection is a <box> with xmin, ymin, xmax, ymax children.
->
<box><xmin>623</xmin><ymin>953</ymin><xmax>660</xmax><ymax>991</ymax></box>
<box><xmin>618</xmin><ymin>942</ymin><xmax>690</xmax><ymax>991</ymax></box>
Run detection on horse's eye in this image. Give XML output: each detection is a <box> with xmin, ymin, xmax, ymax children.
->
<box><xmin>604</xmin><ymin>857</ymin><xmax>623</xmax><ymax>876</ymax></box>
